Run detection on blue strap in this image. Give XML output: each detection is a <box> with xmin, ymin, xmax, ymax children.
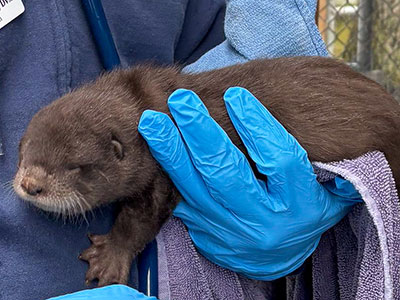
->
<box><xmin>81</xmin><ymin>0</ymin><xmax>121</xmax><ymax>71</ymax></box>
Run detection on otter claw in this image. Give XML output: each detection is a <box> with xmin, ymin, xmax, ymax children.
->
<box><xmin>88</xmin><ymin>233</ymin><xmax>106</xmax><ymax>245</ymax></box>
<box><xmin>87</xmin><ymin>233</ymin><xmax>95</xmax><ymax>243</ymax></box>
<box><xmin>80</xmin><ymin>233</ymin><xmax>132</xmax><ymax>287</ymax></box>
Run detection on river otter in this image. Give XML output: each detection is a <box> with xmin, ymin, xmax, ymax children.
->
<box><xmin>13</xmin><ymin>56</ymin><xmax>400</xmax><ymax>286</ymax></box>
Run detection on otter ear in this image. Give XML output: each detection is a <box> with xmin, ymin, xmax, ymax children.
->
<box><xmin>111</xmin><ymin>137</ymin><xmax>124</xmax><ymax>160</ymax></box>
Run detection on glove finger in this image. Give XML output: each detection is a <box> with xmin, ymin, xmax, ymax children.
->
<box><xmin>139</xmin><ymin>110</ymin><xmax>235</xmax><ymax>219</ymax></box>
<box><xmin>138</xmin><ymin>110</ymin><xmax>192</xmax><ymax>180</ymax></box>
<box><xmin>47</xmin><ymin>284</ymin><xmax>155</xmax><ymax>299</ymax></box>
<box><xmin>168</xmin><ymin>89</ymin><xmax>278</xmax><ymax>214</ymax></box>
<box><xmin>322</xmin><ymin>176</ymin><xmax>362</xmax><ymax>202</ymax></box>
<box><xmin>224</xmin><ymin>87</ymin><xmax>317</xmax><ymax>200</ymax></box>
<box><xmin>139</xmin><ymin>110</ymin><xmax>209</xmax><ymax>207</ymax></box>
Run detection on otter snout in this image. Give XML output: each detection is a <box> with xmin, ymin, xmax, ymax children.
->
<box><xmin>14</xmin><ymin>163</ymin><xmax>93</xmax><ymax>215</ymax></box>
<box><xmin>20</xmin><ymin>177</ymin><xmax>43</xmax><ymax>196</ymax></box>
<box><xmin>14</xmin><ymin>165</ymin><xmax>48</xmax><ymax>200</ymax></box>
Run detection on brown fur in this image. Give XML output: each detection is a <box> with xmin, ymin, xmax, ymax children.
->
<box><xmin>14</xmin><ymin>56</ymin><xmax>400</xmax><ymax>286</ymax></box>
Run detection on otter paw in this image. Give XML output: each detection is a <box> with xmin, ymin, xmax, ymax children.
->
<box><xmin>79</xmin><ymin>233</ymin><xmax>132</xmax><ymax>287</ymax></box>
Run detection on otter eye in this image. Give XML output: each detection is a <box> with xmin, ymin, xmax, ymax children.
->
<box><xmin>67</xmin><ymin>164</ymin><xmax>81</xmax><ymax>171</ymax></box>
<box><xmin>67</xmin><ymin>164</ymin><xmax>93</xmax><ymax>172</ymax></box>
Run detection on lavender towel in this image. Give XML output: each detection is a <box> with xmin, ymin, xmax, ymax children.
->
<box><xmin>156</xmin><ymin>151</ymin><xmax>400</xmax><ymax>299</ymax></box>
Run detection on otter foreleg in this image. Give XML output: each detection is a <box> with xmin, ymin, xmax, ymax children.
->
<box><xmin>79</xmin><ymin>174</ymin><xmax>178</xmax><ymax>287</ymax></box>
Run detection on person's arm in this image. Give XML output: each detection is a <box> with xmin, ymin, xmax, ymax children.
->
<box><xmin>137</xmin><ymin>0</ymin><xmax>362</xmax><ymax>281</ymax></box>
<box><xmin>184</xmin><ymin>0</ymin><xmax>328</xmax><ymax>73</ymax></box>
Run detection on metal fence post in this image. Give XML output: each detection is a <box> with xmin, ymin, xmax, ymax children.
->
<box><xmin>326</xmin><ymin>0</ymin><xmax>337</xmax><ymax>54</ymax></box>
<box><xmin>357</xmin><ymin>0</ymin><xmax>374</xmax><ymax>72</ymax></box>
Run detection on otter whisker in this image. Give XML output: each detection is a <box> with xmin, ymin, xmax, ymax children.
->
<box><xmin>76</xmin><ymin>192</ymin><xmax>94</xmax><ymax>221</ymax></box>
<box><xmin>78</xmin><ymin>194</ymin><xmax>91</xmax><ymax>212</ymax></box>
<box><xmin>73</xmin><ymin>194</ymin><xmax>85</xmax><ymax>215</ymax></box>
<box><xmin>4</xmin><ymin>185</ymin><xmax>17</xmax><ymax>199</ymax></box>
<box><xmin>2</xmin><ymin>179</ymin><xmax>14</xmax><ymax>190</ymax></box>
<box><xmin>61</xmin><ymin>198</ymin><xmax>66</xmax><ymax>221</ymax></box>
<box><xmin>74</xmin><ymin>195</ymin><xmax>89</xmax><ymax>225</ymax></box>
<box><xmin>52</xmin><ymin>198</ymin><xmax>60</xmax><ymax>221</ymax></box>
<box><xmin>71</xmin><ymin>196</ymin><xmax>81</xmax><ymax>224</ymax></box>
<box><xmin>66</xmin><ymin>196</ymin><xmax>76</xmax><ymax>223</ymax></box>
<box><xmin>6</xmin><ymin>192</ymin><xmax>17</xmax><ymax>202</ymax></box>
<box><xmin>64</xmin><ymin>196</ymin><xmax>71</xmax><ymax>222</ymax></box>
<box><xmin>35</xmin><ymin>205</ymin><xmax>51</xmax><ymax>220</ymax></box>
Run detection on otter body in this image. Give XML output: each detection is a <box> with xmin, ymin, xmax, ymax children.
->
<box><xmin>14</xmin><ymin>57</ymin><xmax>400</xmax><ymax>286</ymax></box>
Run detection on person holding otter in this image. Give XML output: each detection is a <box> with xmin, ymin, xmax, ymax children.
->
<box><xmin>42</xmin><ymin>0</ymin><xmax>381</xmax><ymax>299</ymax></box>
<box><xmin>3</xmin><ymin>0</ymin><xmax>399</xmax><ymax>300</ymax></box>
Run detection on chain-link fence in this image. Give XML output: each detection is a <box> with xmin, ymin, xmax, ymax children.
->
<box><xmin>317</xmin><ymin>0</ymin><xmax>400</xmax><ymax>101</ymax></box>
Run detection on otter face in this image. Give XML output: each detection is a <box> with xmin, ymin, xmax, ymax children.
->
<box><xmin>13</xmin><ymin>104</ymin><xmax>129</xmax><ymax>217</ymax></box>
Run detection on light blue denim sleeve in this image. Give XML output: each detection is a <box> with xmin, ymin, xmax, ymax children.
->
<box><xmin>184</xmin><ymin>0</ymin><xmax>328</xmax><ymax>73</ymax></box>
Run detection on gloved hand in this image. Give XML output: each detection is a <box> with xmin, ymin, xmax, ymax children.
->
<box><xmin>48</xmin><ymin>284</ymin><xmax>157</xmax><ymax>300</ymax></box>
<box><xmin>138</xmin><ymin>87</ymin><xmax>362</xmax><ymax>280</ymax></box>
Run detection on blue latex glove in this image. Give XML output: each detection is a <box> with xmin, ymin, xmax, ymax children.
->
<box><xmin>48</xmin><ymin>285</ymin><xmax>157</xmax><ymax>300</ymax></box>
<box><xmin>138</xmin><ymin>88</ymin><xmax>362</xmax><ymax>280</ymax></box>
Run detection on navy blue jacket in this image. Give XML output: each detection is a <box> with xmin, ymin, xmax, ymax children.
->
<box><xmin>0</xmin><ymin>1</ymin><xmax>225</xmax><ymax>299</ymax></box>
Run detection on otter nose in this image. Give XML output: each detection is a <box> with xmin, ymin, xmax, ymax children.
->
<box><xmin>21</xmin><ymin>178</ymin><xmax>43</xmax><ymax>196</ymax></box>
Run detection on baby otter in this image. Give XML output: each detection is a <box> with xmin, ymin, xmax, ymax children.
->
<box><xmin>14</xmin><ymin>56</ymin><xmax>400</xmax><ymax>286</ymax></box>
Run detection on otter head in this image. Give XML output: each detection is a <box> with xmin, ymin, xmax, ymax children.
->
<box><xmin>14</xmin><ymin>82</ymin><xmax>154</xmax><ymax>216</ymax></box>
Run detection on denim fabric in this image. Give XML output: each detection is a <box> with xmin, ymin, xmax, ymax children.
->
<box><xmin>184</xmin><ymin>0</ymin><xmax>327</xmax><ymax>73</ymax></box>
<box><xmin>0</xmin><ymin>1</ymin><xmax>225</xmax><ymax>299</ymax></box>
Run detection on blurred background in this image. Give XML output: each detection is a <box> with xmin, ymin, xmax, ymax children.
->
<box><xmin>316</xmin><ymin>0</ymin><xmax>400</xmax><ymax>102</ymax></box>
